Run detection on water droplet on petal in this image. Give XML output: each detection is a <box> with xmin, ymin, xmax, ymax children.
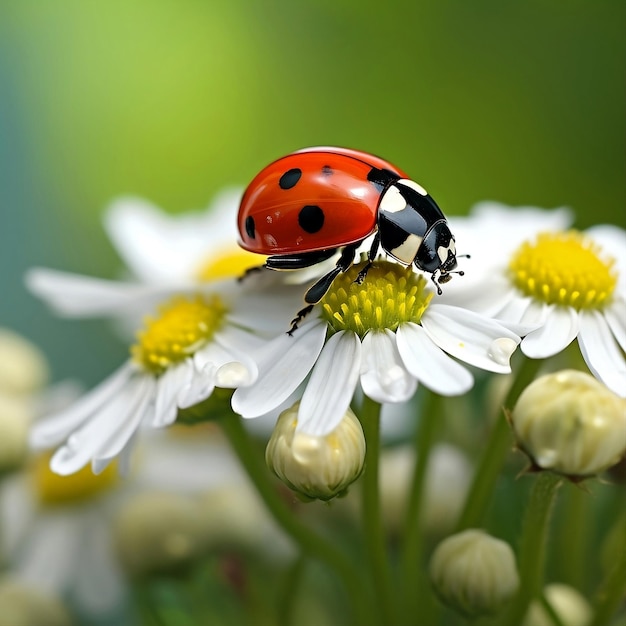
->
<box><xmin>216</xmin><ymin>362</ymin><xmax>252</xmax><ymax>387</ymax></box>
<box><xmin>488</xmin><ymin>338</ymin><xmax>517</xmax><ymax>365</ymax></box>
<box><xmin>67</xmin><ymin>434</ymin><xmax>81</xmax><ymax>451</ymax></box>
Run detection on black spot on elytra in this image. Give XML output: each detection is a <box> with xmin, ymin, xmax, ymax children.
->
<box><xmin>279</xmin><ymin>168</ymin><xmax>302</xmax><ymax>190</ymax></box>
<box><xmin>298</xmin><ymin>205</ymin><xmax>325</xmax><ymax>234</ymax></box>
<box><xmin>321</xmin><ymin>165</ymin><xmax>333</xmax><ymax>176</ymax></box>
<box><xmin>245</xmin><ymin>216</ymin><xmax>256</xmax><ymax>239</ymax></box>
<box><xmin>367</xmin><ymin>167</ymin><xmax>399</xmax><ymax>190</ymax></box>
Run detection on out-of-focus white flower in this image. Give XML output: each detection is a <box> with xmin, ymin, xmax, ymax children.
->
<box><xmin>0</xmin><ymin>329</ymin><xmax>49</xmax><ymax>396</ymax></box>
<box><xmin>442</xmin><ymin>203</ymin><xmax>626</xmax><ymax>397</ymax></box>
<box><xmin>265</xmin><ymin>401</ymin><xmax>366</xmax><ymax>501</ymax></box>
<box><xmin>429</xmin><ymin>529</ymin><xmax>519</xmax><ymax>617</ymax></box>
<box><xmin>0</xmin><ymin>577</ymin><xmax>72</xmax><ymax>626</ymax></box>
<box><xmin>234</xmin><ymin>260</ymin><xmax>520</xmax><ymax>436</ymax></box>
<box><xmin>522</xmin><ymin>583</ymin><xmax>593</xmax><ymax>626</ymax></box>
<box><xmin>1</xmin><ymin>429</ymin><xmax>252</xmax><ymax>617</ymax></box>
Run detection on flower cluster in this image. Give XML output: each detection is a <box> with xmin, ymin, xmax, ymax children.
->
<box><xmin>11</xmin><ymin>192</ymin><xmax>625</xmax><ymax>625</ymax></box>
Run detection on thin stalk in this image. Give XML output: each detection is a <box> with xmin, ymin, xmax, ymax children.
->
<box><xmin>456</xmin><ymin>355</ymin><xmax>543</xmax><ymax>531</ymax></box>
<box><xmin>220</xmin><ymin>414</ymin><xmax>373</xmax><ymax>626</ymax></box>
<box><xmin>590</xmin><ymin>509</ymin><xmax>626</xmax><ymax>626</ymax></box>
<box><xmin>400</xmin><ymin>391</ymin><xmax>440</xmax><ymax>616</ymax></box>
<box><xmin>505</xmin><ymin>472</ymin><xmax>562</xmax><ymax>626</ymax></box>
<box><xmin>358</xmin><ymin>395</ymin><xmax>400</xmax><ymax>626</ymax></box>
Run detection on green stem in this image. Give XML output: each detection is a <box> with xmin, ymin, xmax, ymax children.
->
<box><xmin>358</xmin><ymin>395</ymin><xmax>400</xmax><ymax>626</ymax></box>
<box><xmin>554</xmin><ymin>483</ymin><xmax>588</xmax><ymax>589</ymax></box>
<box><xmin>590</xmin><ymin>510</ymin><xmax>626</xmax><ymax>626</ymax></box>
<box><xmin>400</xmin><ymin>391</ymin><xmax>440</xmax><ymax>616</ymax></box>
<box><xmin>220</xmin><ymin>414</ymin><xmax>373</xmax><ymax>626</ymax></box>
<box><xmin>277</xmin><ymin>555</ymin><xmax>307</xmax><ymax>626</ymax></box>
<box><xmin>505</xmin><ymin>472</ymin><xmax>562</xmax><ymax>626</ymax></box>
<box><xmin>456</xmin><ymin>355</ymin><xmax>543</xmax><ymax>531</ymax></box>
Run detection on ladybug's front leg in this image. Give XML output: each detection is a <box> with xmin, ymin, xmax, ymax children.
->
<box><xmin>303</xmin><ymin>243</ymin><xmax>360</xmax><ymax>305</ymax></box>
<box><xmin>354</xmin><ymin>234</ymin><xmax>380</xmax><ymax>284</ymax></box>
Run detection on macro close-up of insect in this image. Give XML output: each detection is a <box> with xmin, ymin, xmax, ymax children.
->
<box><xmin>238</xmin><ymin>147</ymin><xmax>464</xmax><ymax>307</ymax></box>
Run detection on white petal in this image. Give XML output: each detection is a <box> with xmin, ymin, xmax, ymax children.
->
<box><xmin>178</xmin><ymin>361</ymin><xmax>217</xmax><ymax>409</ymax></box>
<box><xmin>297</xmin><ymin>331</ymin><xmax>361</xmax><ymax>436</ymax></box>
<box><xmin>231</xmin><ymin>320</ymin><xmax>326</xmax><ymax>418</ymax></box>
<box><xmin>578</xmin><ymin>310</ymin><xmax>626</xmax><ymax>397</ymax></box>
<box><xmin>360</xmin><ymin>330</ymin><xmax>417</xmax><ymax>403</ymax></box>
<box><xmin>103</xmin><ymin>189</ymin><xmax>242</xmax><ymax>283</ymax></box>
<box><xmin>604</xmin><ymin>300</ymin><xmax>626</xmax><ymax>352</ymax></box>
<box><xmin>91</xmin><ymin>376</ymin><xmax>155</xmax><ymax>462</ymax></box>
<box><xmin>29</xmin><ymin>362</ymin><xmax>136</xmax><ymax>448</ymax></box>
<box><xmin>521</xmin><ymin>306</ymin><xmax>580</xmax><ymax>358</ymax></box>
<box><xmin>195</xmin><ymin>329</ymin><xmax>259</xmax><ymax>388</ymax></box>
<box><xmin>421</xmin><ymin>304</ymin><xmax>520</xmax><ymax>373</ymax></box>
<box><xmin>396</xmin><ymin>323</ymin><xmax>474</xmax><ymax>395</ymax></box>
<box><xmin>494</xmin><ymin>294</ymin><xmax>548</xmax><ymax>336</ymax></box>
<box><xmin>25</xmin><ymin>267</ymin><xmax>172</xmax><ymax>317</ymax></box>
<box><xmin>153</xmin><ymin>362</ymin><xmax>194</xmax><ymax>427</ymax></box>
<box><xmin>50</xmin><ymin>376</ymin><xmax>148</xmax><ymax>475</ymax></box>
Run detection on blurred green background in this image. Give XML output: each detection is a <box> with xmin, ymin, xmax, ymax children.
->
<box><xmin>1</xmin><ymin>0</ymin><xmax>624</xmax><ymax>386</ymax></box>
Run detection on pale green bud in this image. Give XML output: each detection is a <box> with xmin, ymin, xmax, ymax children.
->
<box><xmin>512</xmin><ymin>370</ymin><xmax>626</xmax><ymax>476</ymax></box>
<box><xmin>265</xmin><ymin>402</ymin><xmax>366</xmax><ymax>501</ymax></box>
<box><xmin>113</xmin><ymin>492</ymin><xmax>206</xmax><ymax>577</ymax></box>
<box><xmin>0</xmin><ymin>578</ymin><xmax>72</xmax><ymax>626</ymax></box>
<box><xmin>429</xmin><ymin>529</ymin><xmax>519</xmax><ymax>617</ymax></box>
<box><xmin>0</xmin><ymin>329</ymin><xmax>48</xmax><ymax>396</ymax></box>
<box><xmin>522</xmin><ymin>583</ymin><xmax>592</xmax><ymax>626</ymax></box>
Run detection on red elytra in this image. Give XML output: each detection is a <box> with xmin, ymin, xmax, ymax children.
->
<box><xmin>238</xmin><ymin>147</ymin><xmax>409</xmax><ymax>254</ymax></box>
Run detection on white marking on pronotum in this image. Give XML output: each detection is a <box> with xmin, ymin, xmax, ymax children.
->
<box><xmin>398</xmin><ymin>179</ymin><xmax>428</xmax><ymax>196</ymax></box>
<box><xmin>391</xmin><ymin>234</ymin><xmax>423</xmax><ymax>264</ymax></box>
<box><xmin>437</xmin><ymin>243</ymin><xmax>452</xmax><ymax>263</ymax></box>
<box><xmin>378</xmin><ymin>186</ymin><xmax>406</xmax><ymax>214</ymax></box>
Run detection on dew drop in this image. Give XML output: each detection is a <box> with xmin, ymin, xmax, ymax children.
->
<box><xmin>488</xmin><ymin>338</ymin><xmax>517</xmax><ymax>365</ymax></box>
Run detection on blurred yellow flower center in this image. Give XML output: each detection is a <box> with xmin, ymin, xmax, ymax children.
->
<box><xmin>33</xmin><ymin>453</ymin><xmax>118</xmax><ymax>505</ymax></box>
<box><xmin>131</xmin><ymin>294</ymin><xmax>227</xmax><ymax>375</ymax></box>
<box><xmin>320</xmin><ymin>260</ymin><xmax>433</xmax><ymax>338</ymax></box>
<box><xmin>508</xmin><ymin>231</ymin><xmax>617</xmax><ymax>309</ymax></box>
<box><xmin>195</xmin><ymin>248</ymin><xmax>263</xmax><ymax>281</ymax></box>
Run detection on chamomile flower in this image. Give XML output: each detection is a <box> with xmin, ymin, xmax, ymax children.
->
<box><xmin>1</xmin><ymin>429</ymin><xmax>250</xmax><ymax>617</ymax></box>
<box><xmin>442</xmin><ymin>202</ymin><xmax>626</xmax><ymax>397</ymax></box>
<box><xmin>232</xmin><ymin>260</ymin><xmax>521</xmax><ymax>436</ymax></box>
<box><xmin>24</xmin><ymin>189</ymin><xmax>266</xmax><ymax>320</ymax></box>
<box><xmin>29</xmin><ymin>281</ymin><xmax>298</xmax><ymax>475</ymax></box>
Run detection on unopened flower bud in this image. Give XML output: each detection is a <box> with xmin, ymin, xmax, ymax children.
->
<box><xmin>0</xmin><ymin>329</ymin><xmax>48</xmax><ymax>395</ymax></box>
<box><xmin>511</xmin><ymin>370</ymin><xmax>626</xmax><ymax>476</ymax></box>
<box><xmin>265</xmin><ymin>402</ymin><xmax>366</xmax><ymax>501</ymax></box>
<box><xmin>429</xmin><ymin>529</ymin><xmax>519</xmax><ymax>617</ymax></box>
<box><xmin>522</xmin><ymin>583</ymin><xmax>592</xmax><ymax>626</ymax></box>
<box><xmin>113</xmin><ymin>492</ymin><xmax>205</xmax><ymax>577</ymax></box>
<box><xmin>0</xmin><ymin>578</ymin><xmax>72</xmax><ymax>626</ymax></box>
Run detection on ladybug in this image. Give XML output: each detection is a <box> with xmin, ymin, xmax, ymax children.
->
<box><xmin>238</xmin><ymin>146</ymin><xmax>462</xmax><ymax>308</ymax></box>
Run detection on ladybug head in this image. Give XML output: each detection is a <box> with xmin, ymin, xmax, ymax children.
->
<box><xmin>414</xmin><ymin>221</ymin><xmax>461</xmax><ymax>292</ymax></box>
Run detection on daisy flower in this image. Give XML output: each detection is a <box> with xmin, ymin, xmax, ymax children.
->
<box><xmin>232</xmin><ymin>259</ymin><xmax>521</xmax><ymax>436</ymax></box>
<box><xmin>25</xmin><ymin>189</ymin><xmax>267</xmax><ymax>320</ymax></box>
<box><xmin>442</xmin><ymin>202</ymin><xmax>626</xmax><ymax>397</ymax></box>
<box><xmin>29</xmin><ymin>279</ymin><xmax>302</xmax><ymax>476</ymax></box>
<box><xmin>1</xmin><ymin>428</ymin><xmax>259</xmax><ymax>618</ymax></box>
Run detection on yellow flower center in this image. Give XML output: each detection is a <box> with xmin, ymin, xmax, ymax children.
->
<box><xmin>320</xmin><ymin>260</ymin><xmax>433</xmax><ymax>339</ymax></box>
<box><xmin>33</xmin><ymin>453</ymin><xmax>118</xmax><ymax>505</ymax></box>
<box><xmin>508</xmin><ymin>231</ymin><xmax>617</xmax><ymax>309</ymax></box>
<box><xmin>195</xmin><ymin>248</ymin><xmax>264</xmax><ymax>282</ymax></box>
<box><xmin>131</xmin><ymin>294</ymin><xmax>228</xmax><ymax>375</ymax></box>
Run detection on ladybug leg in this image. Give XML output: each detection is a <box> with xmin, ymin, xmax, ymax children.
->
<box><xmin>237</xmin><ymin>264</ymin><xmax>265</xmax><ymax>283</ymax></box>
<box><xmin>288</xmin><ymin>304</ymin><xmax>314</xmax><ymax>336</ymax></box>
<box><xmin>264</xmin><ymin>249</ymin><xmax>337</xmax><ymax>270</ymax></box>
<box><xmin>303</xmin><ymin>243</ymin><xmax>359</xmax><ymax>304</ymax></box>
<box><xmin>354</xmin><ymin>234</ymin><xmax>380</xmax><ymax>284</ymax></box>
